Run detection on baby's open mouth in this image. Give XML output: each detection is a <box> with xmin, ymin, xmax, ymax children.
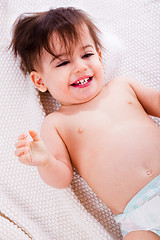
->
<box><xmin>71</xmin><ymin>77</ymin><xmax>93</xmax><ymax>88</ymax></box>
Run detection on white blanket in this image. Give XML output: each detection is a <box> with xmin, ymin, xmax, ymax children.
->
<box><xmin>0</xmin><ymin>0</ymin><xmax>159</xmax><ymax>239</ymax></box>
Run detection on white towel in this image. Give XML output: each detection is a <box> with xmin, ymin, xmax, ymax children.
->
<box><xmin>0</xmin><ymin>0</ymin><xmax>159</xmax><ymax>239</ymax></box>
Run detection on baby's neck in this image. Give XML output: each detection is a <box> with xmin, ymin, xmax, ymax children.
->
<box><xmin>60</xmin><ymin>89</ymin><xmax>103</xmax><ymax>108</ymax></box>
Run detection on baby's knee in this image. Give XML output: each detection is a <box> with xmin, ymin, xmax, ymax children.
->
<box><xmin>124</xmin><ymin>230</ymin><xmax>160</xmax><ymax>240</ymax></box>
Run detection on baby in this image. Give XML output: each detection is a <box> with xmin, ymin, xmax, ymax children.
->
<box><xmin>12</xmin><ymin>7</ymin><xmax>160</xmax><ymax>239</ymax></box>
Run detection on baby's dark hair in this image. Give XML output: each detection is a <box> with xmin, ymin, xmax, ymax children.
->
<box><xmin>10</xmin><ymin>7</ymin><xmax>102</xmax><ymax>75</ymax></box>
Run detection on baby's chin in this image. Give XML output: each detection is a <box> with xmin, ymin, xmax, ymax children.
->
<box><xmin>61</xmin><ymin>91</ymin><xmax>102</xmax><ymax>106</ymax></box>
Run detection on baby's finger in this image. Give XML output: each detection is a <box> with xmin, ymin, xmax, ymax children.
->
<box><xmin>18</xmin><ymin>133</ymin><xmax>28</xmax><ymax>140</ymax></box>
<box><xmin>19</xmin><ymin>153</ymin><xmax>32</xmax><ymax>164</ymax></box>
<box><xmin>14</xmin><ymin>146</ymin><xmax>29</xmax><ymax>157</ymax></box>
<box><xmin>15</xmin><ymin>139</ymin><xmax>29</xmax><ymax>148</ymax></box>
<box><xmin>29</xmin><ymin>130</ymin><xmax>41</xmax><ymax>142</ymax></box>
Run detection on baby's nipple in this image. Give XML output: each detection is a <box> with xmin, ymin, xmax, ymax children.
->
<box><xmin>78</xmin><ymin>127</ymin><xmax>84</xmax><ymax>134</ymax></box>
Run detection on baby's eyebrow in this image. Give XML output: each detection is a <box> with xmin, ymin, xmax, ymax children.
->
<box><xmin>82</xmin><ymin>45</ymin><xmax>94</xmax><ymax>50</ymax></box>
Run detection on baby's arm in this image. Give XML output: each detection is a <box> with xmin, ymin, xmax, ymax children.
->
<box><xmin>129</xmin><ymin>79</ymin><xmax>160</xmax><ymax>117</ymax></box>
<box><xmin>119</xmin><ymin>77</ymin><xmax>160</xmax><ymax>118</ymax></box>
<box><xmin>15</xmin><ymin>116</ymin><xmax>73</xmax><ymax>189</ymax></box>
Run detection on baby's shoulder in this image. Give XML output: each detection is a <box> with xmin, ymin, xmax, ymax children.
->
<box><xmin>107</xmin><ymin>76</ymin><xmax>132</xmax><ymax>85</ymax></box>
<box><xmin>104</xmin><ymin>76</ymin><xmax>134</xmax><ymax>92</ymax></box>
<box><xmin>41</xmin><ymin>111</ymin><xmax>61</xmax><ymax>129</ymax></box>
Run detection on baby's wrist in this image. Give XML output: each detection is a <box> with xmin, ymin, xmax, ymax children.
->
<box><xmin>40</xmin><ymin>152</ymin><xmax>53</xmax><ymax>167</ymax></box>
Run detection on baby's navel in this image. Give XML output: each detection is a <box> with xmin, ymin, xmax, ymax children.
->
<box><xmin>146</xmin><ymin>170</ymin><xmax>152</xmax><ymax>176</ymax></box>
<box><xmin>78</xmin><ymin>127</ymin><xmax>84</xmax><ymax>134</ymax></box>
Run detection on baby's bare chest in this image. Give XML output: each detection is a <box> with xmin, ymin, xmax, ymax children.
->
<box><xmin>59</xmin><ymin>95</ymin><xmax>159</xmax><ymax>168</ymax></box>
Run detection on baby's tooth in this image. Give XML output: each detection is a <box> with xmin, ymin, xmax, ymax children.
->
<box><xmin>75</xmin><ymin>78</ymin><xmax>89</xmax><ymax>85</ymax></box>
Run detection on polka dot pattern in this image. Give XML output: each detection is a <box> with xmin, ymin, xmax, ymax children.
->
<box><xmin>0</xmin><ymin>1</ymin><xmax>160</xmax><ymax>239</ymax></box>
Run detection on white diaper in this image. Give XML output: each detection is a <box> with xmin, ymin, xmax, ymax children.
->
<box><xmin>114</xmin><ymin>175</ymin><xmax>160</xmax><ymax>237</ymax></box>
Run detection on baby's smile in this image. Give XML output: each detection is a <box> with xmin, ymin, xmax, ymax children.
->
<box><xmin>71</xmin><ymin>76</ymin><xmax>93</xmax><ymax>88</ymax></box>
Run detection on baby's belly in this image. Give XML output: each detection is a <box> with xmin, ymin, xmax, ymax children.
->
<box><xmin>71</xmin><ymin>122</ymin><xmax>160</xmax><ymax>214</ymax></box>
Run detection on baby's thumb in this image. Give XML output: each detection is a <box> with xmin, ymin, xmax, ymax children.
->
<box><xmin>29</xmin><ymin>130</ymin><xmax>41</xmax><ymax>142</ymax></box>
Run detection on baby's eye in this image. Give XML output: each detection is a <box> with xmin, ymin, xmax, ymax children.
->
<box><xmin>56</xmin><ymin>61</ymin><xmax>70</xmax><ymax>67</ymax></box>
<box><xmin>82</xmin><ymin>53</ymin><xmax>94</xmax><ymax>58</ymax></box>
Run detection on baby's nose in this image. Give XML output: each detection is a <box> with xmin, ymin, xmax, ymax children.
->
<box><xmin>73</xmin><ymin>61</ymin><xmax>88</xmax><ymax>74</ymax></box>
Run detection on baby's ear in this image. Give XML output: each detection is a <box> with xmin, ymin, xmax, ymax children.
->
<box><xmin>98</xmin><ymin>49</ymin><xmax>104</xmax><ymax>69</ymax></box>
<box><xmin>30</xmin><ymin>71</ymin><xmax>47</xmax><ymax>92</ymax></box>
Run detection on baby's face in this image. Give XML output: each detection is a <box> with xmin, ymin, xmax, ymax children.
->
<box><xmin>32</xmin><ymin>24</ymin><xmax>105</xmax><ymax>105</ymax></box>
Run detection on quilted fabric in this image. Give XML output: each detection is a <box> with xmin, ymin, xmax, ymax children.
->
<box><xmin>0</xmin><ymin>0</ymin><xmax>159</xmax><ymax>239</ymax></box>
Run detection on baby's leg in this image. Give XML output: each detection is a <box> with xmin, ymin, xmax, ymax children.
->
<box><xmin>124</xmin><ymin>230</ymin><xmax>160</xmax><ymax>240</ymax></box>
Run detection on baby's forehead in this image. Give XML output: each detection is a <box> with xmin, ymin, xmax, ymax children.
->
<box><xmin>49</xmin><ymin>25</ymin><xmax>95</xmax><ymax>56</ymax></box>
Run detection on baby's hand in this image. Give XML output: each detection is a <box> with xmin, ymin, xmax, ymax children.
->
<box><xmin>15</xmin><ymin>130</ymin><xmax>49</xmax><ymax>166</ymax></box>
